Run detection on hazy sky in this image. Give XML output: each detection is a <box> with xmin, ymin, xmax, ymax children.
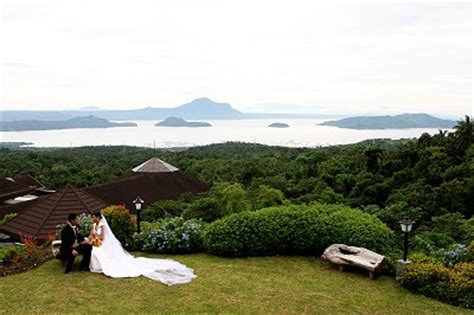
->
<box><xmin>1</xmin><ymin>1</ymin><xmax>472</xmax><ymax>117</ymax></box>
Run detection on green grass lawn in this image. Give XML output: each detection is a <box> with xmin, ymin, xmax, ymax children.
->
<box><xmin>0</xmin><ymin>254</ymin><xmax>468</xmax><ymax>314</ymax></box>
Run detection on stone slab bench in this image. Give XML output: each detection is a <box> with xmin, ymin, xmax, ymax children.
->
<box><xmin>321</xmin><ymin>244</ymin><xmax>385</xmax><ymax>279</ymax></box>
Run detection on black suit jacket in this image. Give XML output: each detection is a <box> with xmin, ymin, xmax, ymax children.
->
<box><xmin>59</xmin><ymin>224</ymin><xmax>84</xmax><ymax>258</ymax></box>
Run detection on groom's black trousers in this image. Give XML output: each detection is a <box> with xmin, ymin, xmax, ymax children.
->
<box><xmin>65</xmin><ymin>243</ymin><xmax>92</xmax><ymax>273</ymax></box>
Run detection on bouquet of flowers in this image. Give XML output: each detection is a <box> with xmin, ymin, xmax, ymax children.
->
<box><xmin>92</xmin><ymin>236</ymin><xmax>102</xmax><ymax>247</ymax></box>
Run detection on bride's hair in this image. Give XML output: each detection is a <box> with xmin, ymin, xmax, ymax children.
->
<box><xmin>92</xmin><ymin>211</ymin><xmax>102</xmax><ymax>218</ymax></box>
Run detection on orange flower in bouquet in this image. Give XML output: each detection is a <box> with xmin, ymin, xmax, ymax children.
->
<box><xmin>92</xmin><ymin>237</ymin><xmax>102</xmax><ymax>247</ymax></box>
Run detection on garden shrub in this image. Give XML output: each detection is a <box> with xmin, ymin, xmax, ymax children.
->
<box><xmin>141</xmin><ymin>199</ymin><xmax>187</xmax><ymax>221</ymax></box>
<box><xmin>251</xmin><ymin>185</ymin><xmax>286</xmax><ymax>210</ymax></box>
<box><xmin>20</xmin><ymin>234</ymin><xmax>41</xmax><ymax>260</ymax></box>
<box><xmin>132</xmin><ymin>217</ymin><xmax>205</xmax><ymax>254</ymax></box>
<box><xmin>431</xmin><ymin>212</ymin><xmax>468</xmax><ymax>242</ymax></box>
<box><xmin>410</xmin><ymin>231</ymin><xmax>455</xmax><ymax>256</ymax></box>
<box><xmin>400</xmin><ymin>261</ymin><xmax>474</xmax><ymax>308</ymax></box>
<box><xmin>78</xmin><ymin>213</ymin><xmax>93</xmax><ymax>237</ymax></box>
<box><xmin>439</xmin><ymin>243</ymin><xmax>472</xmax><ymax>267</ymax></box>
<box><xmin>315</xmin><ymin>206</ymin><xmax>394</xmax><ymax>253</ymax></box>
<box><xmin>182</xmin><ymin>197</ymin><xmax>221</xmax><ymax>222</ymax></box>
<box><xmin>0</xmin><ymin>247</ymin><xmax>17</xmax><ymax>265</ymax></box>
<box><xmin>212</xmin><ymin>182</ymin><xmax>251</xmax><ymax>216</ymax></box>
<box><xmin>101</xmin><ymin>205</ymin><xmax>136</xmax><ymax>248</ymax></box>
<box><xmin>55</xmin><ymin>213</ymin><xmax>96</xmax><ymax>240</ymax></box>
<box><xmin>463</xmin><ymin>217</ymin><xmax>474</xmax><ymax>243</ymax></box>
<box><xmin>203</xmin><ymin>203</ymin><xmax>394</xmax><ymax>257</ymax></box>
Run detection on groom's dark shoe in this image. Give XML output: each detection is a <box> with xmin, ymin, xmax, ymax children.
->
<box><xmin>65</xmin><ymin>268</ymin><xmax>72</xmax><ymax>274</ymax></box>
<box><xmin>79</xmin><ymin>266</ymin><xmax>90</xmax><ymax>272</ymax></box>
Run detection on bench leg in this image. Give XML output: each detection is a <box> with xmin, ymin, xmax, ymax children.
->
<box><xmin>369</xmin><ymin>271</ymin><xmax>374</xmax><ymax>280</ymax></box>
<box><xmin>338</xmin><ymin>265</ymin><xmax>344</xmax><ymax>272</ymax></box>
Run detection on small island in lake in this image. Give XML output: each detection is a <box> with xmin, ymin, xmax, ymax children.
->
<box><xmin>156</xmin><ymin>117</ymin><xmax>212</xmax><ymax>127</ymax></box>
<box><xmin>319</xmin><ymin>113</ymin><xmax>456</xmax><ymax>130</ymax></box>
<box><xmin>0</xmin><ymin>116</ymin><xmax>137</xmax><ymax>131</ymax></box>
<box><xmin>268</xmin><ymin>122</ymin><xmax>290</xmax><ymax>128</ymax></box>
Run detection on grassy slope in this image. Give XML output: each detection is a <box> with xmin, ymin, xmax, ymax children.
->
<box><xmin>0</xmin><ymin>254</ymin><xmax>468</xmax><ymax>314</ymax></box>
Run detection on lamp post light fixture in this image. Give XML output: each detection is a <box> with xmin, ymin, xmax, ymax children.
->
<box><xmin>399</xmin><ymin>218</ymin><xmax>414</xmax><ymax>262</ymax></box>
<box><xmin>134</xmin><ymin>197</ymin><xmax>144</xmax><ymax>233</ymax></box>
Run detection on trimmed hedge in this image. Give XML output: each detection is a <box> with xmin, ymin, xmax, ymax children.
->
<box><xmin>203</xmin><ymin>204</ymin><xmax>394</xmax><ymax>257</ymax></box>
<box><xmin>400</xmin><ymin>261</ymin><xmax>474</xmax><ymax>309</ymax></box>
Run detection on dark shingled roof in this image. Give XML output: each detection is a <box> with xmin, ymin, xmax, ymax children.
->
<box><xmin>0</xmin><ymin>185</ymin><xmax>109</xmax><ymax>240</ymax></box>
<box><xmin>0</xmin><ymin>196</ymin><xmax>47</xmax><ymax>220</ymax></box>
<box><xmin>12</xmin><ymin>175</ymin><xmax>45</xmax><ymax>189</ymax></box>
<box><xmin>84</xmin><ymin>158</ymin><xmax>210</xmax><ymax>211</ymax></box>
<box><xmin>0</xmin><ymin>178</ymin><xmax>36</xmax><ymax>202</ymax></box>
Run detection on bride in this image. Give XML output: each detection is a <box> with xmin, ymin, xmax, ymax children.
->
<box><xmin>88</xmin><ymin>211</ymin><xmax>196</xmax><ymax>285</ymax></box>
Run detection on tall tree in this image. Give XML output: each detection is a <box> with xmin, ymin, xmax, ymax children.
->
<box><xmin>364</xmin><ymin>146</ymin><xmax>384</xmax><ymax>173</ymax></box>
<box><xmin>454</xmin><ymin>115</ymin><xmax>473</xmax><ymax>155</ymax></box>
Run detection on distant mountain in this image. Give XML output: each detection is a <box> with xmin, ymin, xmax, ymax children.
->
<box><xmin>0</xmin><ymin>116</ymin><xmax>137</xmax><ymax>131</ymax></box>
<box><xmin>156</xmin><ymin>117</ymin><xmax>212</xmax><ymax>127</ymax></box>
<box><xmin>319</xmin><ymin>114</ymin><xmax>457</xmax><ymax>130</ymax></box>
<box><xmin>0</xmin><ymin>98</ymin><xmax>244</xmax><ymax>121</ymax></box>
<box><xmin>174</xmin><ymin>98</ymin><xmax>242</xmax><ymax>119</ymax></box>
<box><xmin>268</xmin><ymin>122</ymin><xmax>289</xmax><ymax>128</ymax></box>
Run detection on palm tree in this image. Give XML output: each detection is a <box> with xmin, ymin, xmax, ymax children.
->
<box><xmin>453</xmin><ymin>115</ymin><xmax>473</xmax><ymax>154</ymax></box>
<box><xmin>431</xmin><ymin>129</ymin><xmax>448</xmax><ymax>146</ymax></box>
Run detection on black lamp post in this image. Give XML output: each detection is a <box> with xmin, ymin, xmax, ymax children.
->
<box><xmin>134</xmin><ymin>197</ymin><xmax>144</xmax><ymax>233</ymax></box>
<box><xmin>399</xmin><ymin>218</ymin><xmax>414</xmax><ymax>262</ymax></box>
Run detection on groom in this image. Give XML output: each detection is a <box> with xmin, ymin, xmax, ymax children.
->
<box><xmin>59</xmin><ymin>213</ymin><xmax>92</xmax><ymax>274</ymax></box>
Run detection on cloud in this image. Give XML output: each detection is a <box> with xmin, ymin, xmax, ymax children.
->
<box><xmin>0</xmin><ymin>1</ymin><xmax>471</xmax><ymax>117</ymax></box>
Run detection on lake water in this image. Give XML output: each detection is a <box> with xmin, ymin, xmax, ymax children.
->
<box><xmin>0</xmin><ymin>119</ymin><xmax>447</xmax><ymax>148</ymax></box>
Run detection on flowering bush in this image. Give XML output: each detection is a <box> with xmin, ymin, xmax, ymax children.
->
<box><xmin>102</xmin><ymin>205</ymin><xmax>136</xmax><ymax>248</ymax></box>
<box><xmin>400</xmin><ymin>261</ymin><xmax>474</xmax><ymax>308</ymax></box>
<box><xmin>440</xmin><ymin>243</ymin><xmax>472</xmax><ymax>267</ymax></box>
<box><xmin>41</xmin><ymin>232</ymin><xmax>58</xmax><ymax>248</ymax></box>
<box><xmin>20</xmin><ymin>233</ymin><xmax>40</xmax><ymax>260</ymax></box>
<box><xmin>132</xmin><ymin>217</ymin><xmax>205</xmax><ymax>254</ymax></box>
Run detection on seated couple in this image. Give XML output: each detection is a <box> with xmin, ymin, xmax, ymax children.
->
<box><xmin>59</xmin><ymin>212</ymin><xmax>196</xmax><ymax>285</ymax></box>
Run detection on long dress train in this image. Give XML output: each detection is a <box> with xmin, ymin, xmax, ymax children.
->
<box><xmin>89</xmin><ymin>217</ymin><xmax>196</xmax><ymax>285</ymax></box>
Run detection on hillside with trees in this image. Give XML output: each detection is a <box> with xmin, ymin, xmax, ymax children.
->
<box><xmin>0</xmin><ymin>116</ymin><xmax>472</xmax><ymax>256</ymax></box>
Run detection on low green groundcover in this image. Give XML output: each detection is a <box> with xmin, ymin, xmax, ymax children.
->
<box><xmin>0</xmin><ymin>254</ymin><xmax>469</xmax><ymax>314</ymax></box>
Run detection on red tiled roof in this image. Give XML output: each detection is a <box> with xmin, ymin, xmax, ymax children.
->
<box><xmin>0</xmin><ymin>185</ymin><xmax>109</xmax><ymax>240</ymax></box>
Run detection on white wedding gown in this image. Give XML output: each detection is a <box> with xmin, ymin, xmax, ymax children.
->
<box><xmin>89</xmin><ymin>217</ymin><xmax>196</xmax><ymax>285</ymax></box>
